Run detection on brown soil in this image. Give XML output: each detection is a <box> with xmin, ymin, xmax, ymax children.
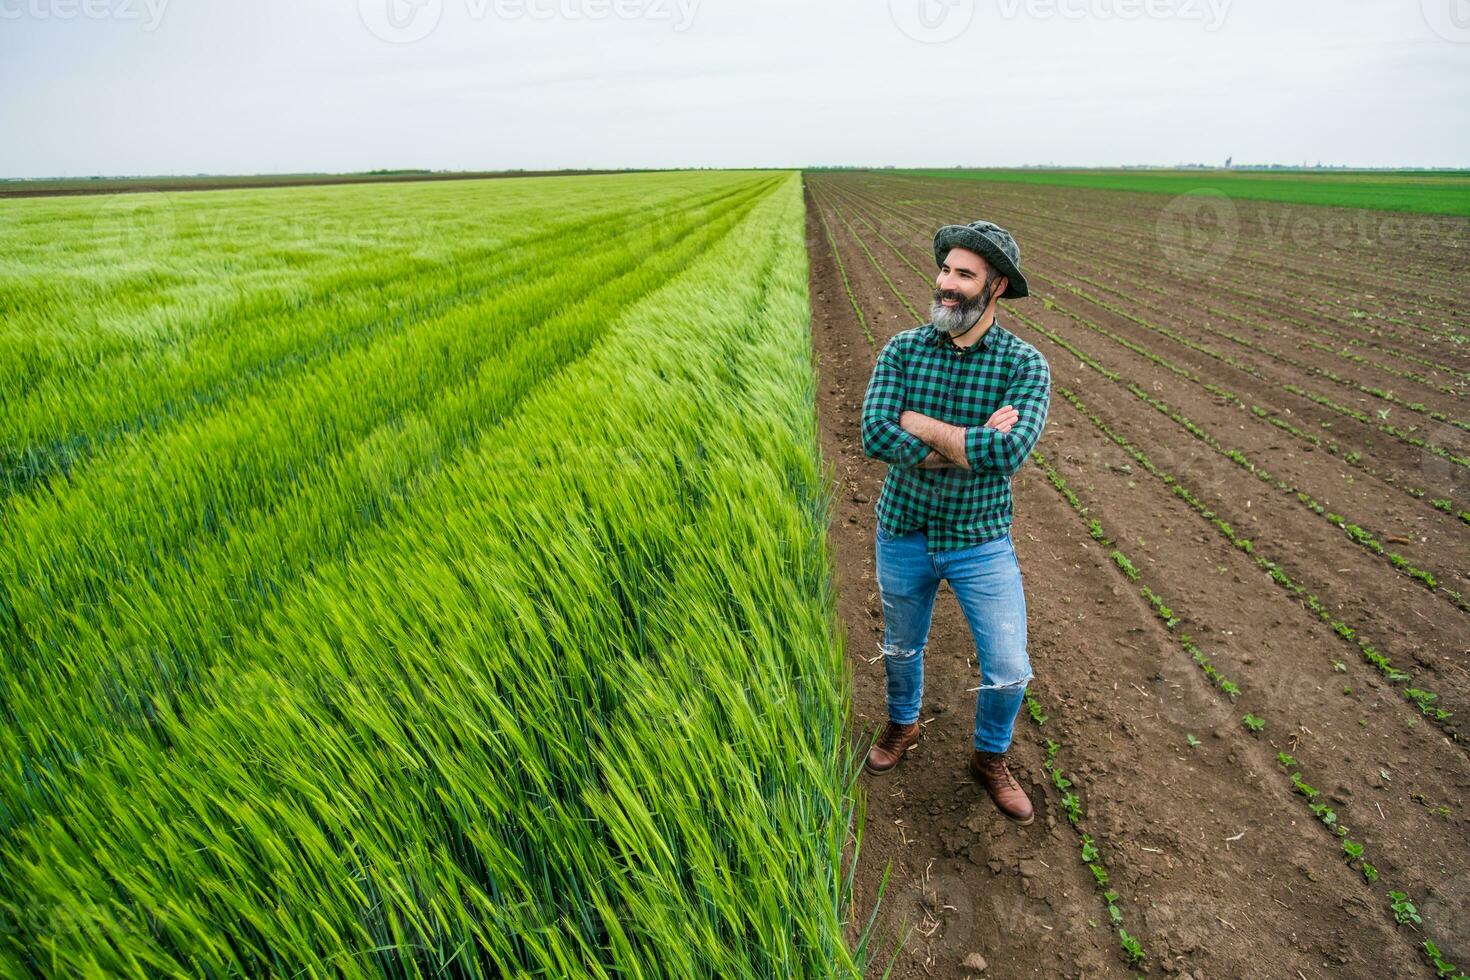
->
<box><xmin>808</xmin><ymin>174</ymin><xmax>1470</xmax><ymax>980</ymax></box>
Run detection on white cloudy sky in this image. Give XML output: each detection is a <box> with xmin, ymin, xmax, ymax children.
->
<box><xmin>2</xmin><ymin>0</ymin><xmax>1468</xmax><ymax>177</ymax></box>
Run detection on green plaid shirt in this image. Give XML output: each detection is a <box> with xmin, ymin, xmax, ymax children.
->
<box><xmin>861</xmin><ymin>319</ymin><xmax>1051</xmax><ymax>552</ymax></box>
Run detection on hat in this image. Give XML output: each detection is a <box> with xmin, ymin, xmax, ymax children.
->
<box><xmin>932</xmin><ymin>220</ymin><xmax>1028</xmax><ymax>299</ymax></box>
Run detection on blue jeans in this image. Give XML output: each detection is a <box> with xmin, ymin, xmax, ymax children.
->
<box><xmin>875</xmin><ymin>526</ymin><xmax>1033</xmax><ymax>754</ymax></box>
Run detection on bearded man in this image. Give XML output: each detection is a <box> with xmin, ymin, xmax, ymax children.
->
<box><xmin>858</xmin><ymin>219</ymin><xmax>1051</xmax><ymax>826</ymax></box>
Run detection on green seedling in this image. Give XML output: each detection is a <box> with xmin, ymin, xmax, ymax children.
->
<box><xmin>1291</xmin><ymin>772</ymin><xmax>1319</xmax><ymax>799</ymax></box>
<box><xmin>1025</xmin><ymin>695</ymin><xmax>1049</xmax><ymax>727</ymax></box>
<box><xmin>1185</xmin><ymin>733</ymin><xmax>1201</xmax><ymax>748</ymax></box>
<box><xmin>1118</xmin><ymin>929</ymin><xmax>1144</xmax><ymax>966</ymax></box>
<box><xmin>1422</xmin><ymin>939</ymin><xmax>1464</xmax><ymax>979</ymax></box>
<box><xmin>1242</xmin><ymin>713</ymin><xmax>1265</xmax><ymax>732</ymax></box>
<box><xmin>1389</xmin><ymin>891</ymin><xmax>1421</xmax><ymax>926</ymax></box>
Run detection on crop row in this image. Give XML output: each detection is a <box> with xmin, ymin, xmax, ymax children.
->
<box><xmin>1018</xmin><ymin>690</ymin><xmax>1151</xmax><ymax>970</ymax></box>
<box><xmin>835</xmin><ymin>179</ymin><xmax>1469</xmax><ymax>381</ymax></box>
<box><xmin>860</xmin><ymin>174</ymin><xmax>1467</xmax><ymax>337</ymax></box>
<box><xmin>1008</xmin><ymin>297</ymin><xmax>1466</xmax><ymax>607</ymax></box>
<box><xmin>1029</xmin><ymin>451</ymin><xmax>1459</xmax><ymax>974</ymax></box>
<box><xmin>1047</xmin><ymin>383</ymin><xmax>1458</xmax><ymax>741</ymax></box>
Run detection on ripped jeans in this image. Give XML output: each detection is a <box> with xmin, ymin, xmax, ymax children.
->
<box><xmin>875</xmin><ymin>525</ymin><xmax>1033</xmax><ymax>754</ymax></box>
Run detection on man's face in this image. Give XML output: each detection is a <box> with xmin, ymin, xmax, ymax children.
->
<box><xmin>932</xmin><ymin>246</ymin><xmax>1003</xmax><ymax>336</ymax></box>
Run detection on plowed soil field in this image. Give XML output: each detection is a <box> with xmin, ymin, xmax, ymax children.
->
<box><xmin>808</xmin><ymin>170</ymin><xmax>1469</xmax><ymax>980</ymax></box>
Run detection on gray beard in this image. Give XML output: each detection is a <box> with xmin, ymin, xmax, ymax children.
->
<box><xmin>931</xmin><ymin>297</ymin><xmax>984</xmax><ymax>336</ymax></box>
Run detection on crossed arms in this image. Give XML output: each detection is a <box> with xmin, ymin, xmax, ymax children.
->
<box><xmin>860</xmin><ymin>338</ymin><xmax>1051</xmax><ymax>476</ymax></box>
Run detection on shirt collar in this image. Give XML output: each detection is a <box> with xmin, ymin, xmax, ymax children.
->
<box><xmin>924</xmin><ymin>319</ymin><xmax>1003</xmax><ymax>355</ymax></box>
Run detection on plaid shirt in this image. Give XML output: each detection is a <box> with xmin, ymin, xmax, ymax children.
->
<box><xmin>861</xmin><ymin>319</ymin><xmax>1051</xmax><ymax>553</ymax></box>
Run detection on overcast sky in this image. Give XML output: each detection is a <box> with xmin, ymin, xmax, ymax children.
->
<box><xmin>3</xmin><ymin>0</ymin><xmax>1468</xmax><ymax>177</ymax></box>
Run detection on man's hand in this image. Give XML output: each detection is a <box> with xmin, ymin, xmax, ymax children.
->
<box><xmin>987</xmin><ymin>404</ymin><xmax>1018</xmax><ymax>433</ymax></box>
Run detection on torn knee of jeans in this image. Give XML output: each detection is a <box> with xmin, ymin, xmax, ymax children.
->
<box><xmin>879</xmin><ymin>643</ymin><xmax>923</xmax><ymax>662</ymax></box>
<box><xmin>976</xmin><ymin>672</ymin><xmax>1033</xmax><ymax>691</ymax></box>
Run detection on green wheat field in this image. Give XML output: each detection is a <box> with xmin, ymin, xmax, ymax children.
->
<box><xmin>0</xmin><ymin>171</ymin><xmax>873</xmax><ymax>977</ymax></box>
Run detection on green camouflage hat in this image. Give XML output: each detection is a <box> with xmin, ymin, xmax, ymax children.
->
<box><xmin>933</xmin><ymin>220</ymin><xmax>1029</xmax><ymax>298</ymax></box>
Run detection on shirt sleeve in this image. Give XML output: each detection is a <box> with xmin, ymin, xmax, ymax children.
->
<box><xmin>861</xmin><ymin>336</ymin><xmax>931</xmax><ymax>468</ymax></box>
<box><xmin>963</xmin><ymin>352</ymin><xmax>1051</xmax><ymax>476</ymax></box>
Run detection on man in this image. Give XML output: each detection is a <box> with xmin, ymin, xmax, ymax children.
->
<box><xmin>859</xmin><ymin>219</ymin><xmax>1050</xmax><ymax>826</ymax></box>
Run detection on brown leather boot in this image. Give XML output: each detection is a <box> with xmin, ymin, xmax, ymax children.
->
<box><xmin>969</xmin><ymin>749</ymin><xmax>1035</xmax><ymax>825</ymax></box>
<box><xmin>864</xmin><ymin>720</ymin><xmax>922</xmax><ymax>774</ymax></box>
